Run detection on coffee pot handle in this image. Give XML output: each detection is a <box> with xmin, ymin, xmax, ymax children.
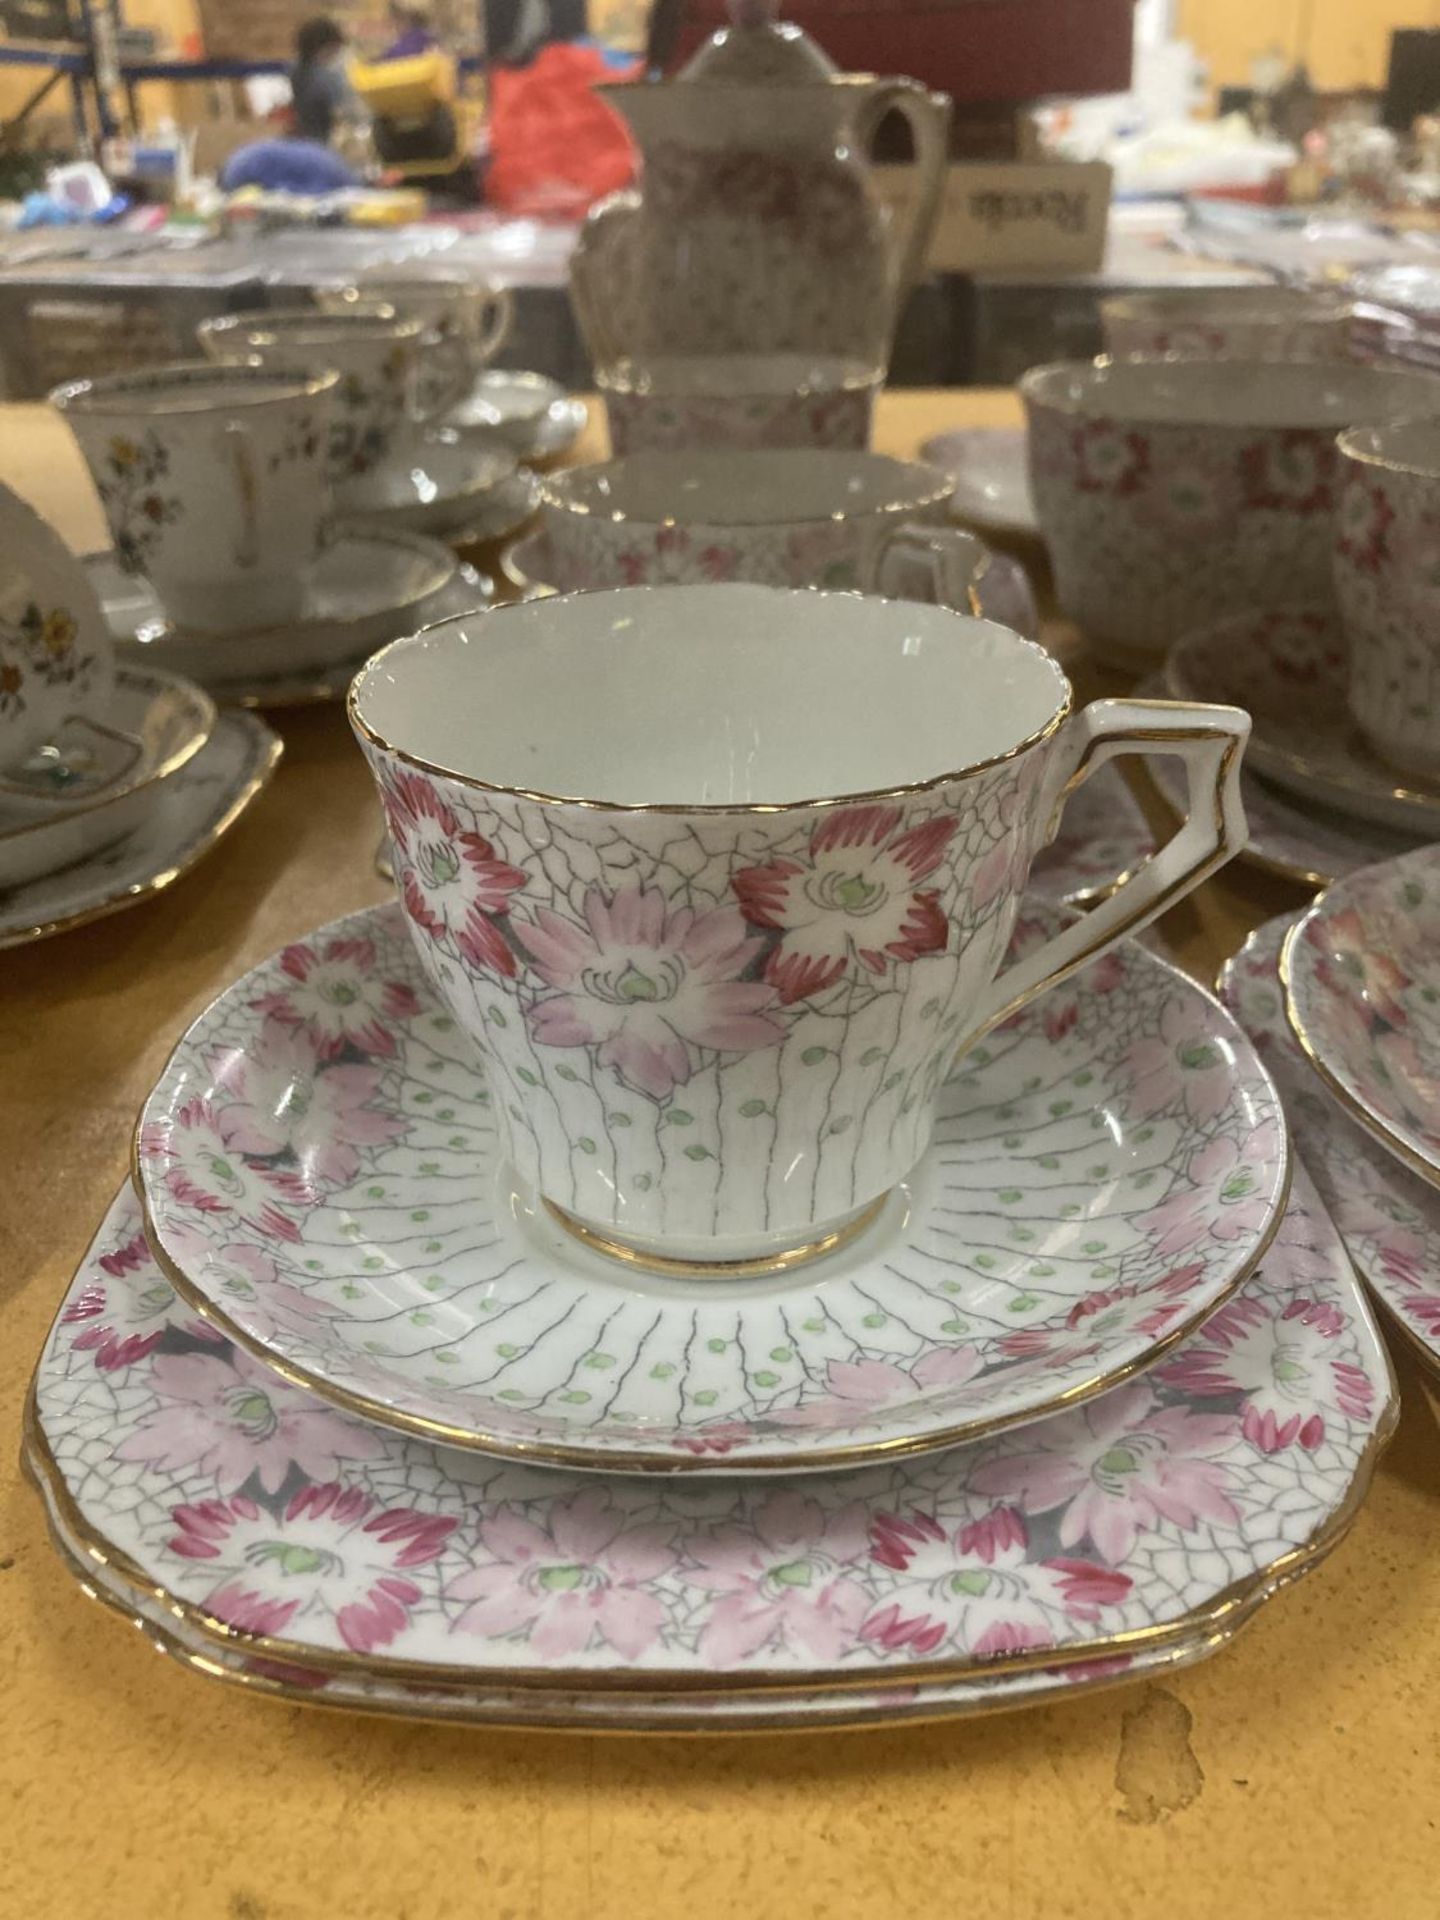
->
<box><xmin>962</xmin><ymin>701</ymin><xmax>1251</xmax><ymax>1051</ymax></box>
<box><xmin>854</xmin><ymin>78</ymin><xmax>952</xmax><ymax>307</ymax></box>
<box><xmin>570</xmin><ymin>191</ymin><xmax>643</xmax><ymax>374</ymax></box>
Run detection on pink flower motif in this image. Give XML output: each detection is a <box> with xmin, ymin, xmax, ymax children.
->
<box><xmin>520</xmin><ymin>885</ymin><xmax>784</xmax><ymax>1100</ymax></box>
<box><xmin>617</xmin><ymin>526</ymin><xmax>740</xmax><ymax>586</ymax></box>
<box><xmin>1158</xmin><ymin>1295</ymin><xmax>1374</xmax><ymax>1454</ymax></box>
<box><xmin>684</xmin><ymin>1489</ymin><xmax>871</xmax><ymax>1665</ymax></box>
<box><xmin>1123</xmin><ymin>993</ymin><xmax>1239</xmax><ymax>1125</ymax></box>
<box><xmin>208</xmin><ymin>1022</ymin><xmax>407</xmax><ymax>1199</ymax></box>
<box><xmin>250</xmin><ymin>936</ymin><xmax>420</xmax><ymax>1058</ymax></box>
<box><xmin>1135</xmin><ymin>454</ymin><xmax>1240</xmax><ymax>538</ymax></box>
<box><xmin>772</xmin><ymin>1345</ymin><xmax>983</xmax><ymax>1429</ymax></box>
<box><xmin>970</xmin><ymin>1381</ymin><xmax>1240</xmax><ymax>1563</ymax></box>
<box><xmin>1372</xmin><ymin>1030</ymin><xmax>1440</xmax><ymax>1152</ymax></box>
<box><xmin>1071</xmin><ymin>420</ymin><xmax>1149</xmax><ymax>495</ymax></box>
<box><xmin>1138</xmin><ymin>1120</ymin><xmax>1279</xmax><ymax>1261</ymax></box>
<box><xmin>118</xmin><ymin>1347</ymin><xmax>382</xmax><ymax>1493</ymax></box>
<box><xmin>161</xmin><ymin>1228</ymin><xmax>335</xmax><ymax>1347</ymax></box>
<box><xmin>1306</xmin><ymin>906</ymin><xmax>1409</xmax><ymax>1028</ymax></box>
<box><xmin>381</xmin><ymin>769</ymin><xmax>526</xmax><ymax>977</ymax></box>
<box><xmin>1336</xmin><ymin>473</ymin><xmax>1395</xmax><ymax>572</ymax></box>
<box><xmin>859</xmin><ymin>1504</ymin><xmax>1132</xmax><ymax>1658</ymax></box>
<box><xmin>169</xmin><ymin>1481</ymin><xmax>454</xmax><ymax>1652</ymax></box>
<box><xmin>1239</xmin><ymin>431</ymin><xmax>1334</xmax><ymax>514</ymax></box>
<box><xmin>449</xmin><ymin>1488</ymin><xmax>677</xmax><ymax>1661</ymax></box>
<box><xmin>141</xmin><ymin>1097</ymin><xmax>306</xmax><ymax>1243</ymax></box>
<box><xmin>1065</xmin><ymin>1259</ymin><xmax>1205</xmax><ymax>1339</ymax></box>
<box><xmin>1036</xmin><ymin>949</ymin><xmax>1125</xmax><ymax>1043</ymax></box>
<box><xmin>733</xmin><ymin>805</ymin><xmax>958</xmax><ymax>1005</ymax></box>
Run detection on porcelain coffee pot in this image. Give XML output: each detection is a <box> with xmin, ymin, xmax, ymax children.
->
<box><xmin>575</xmin><ymin>0</ymin><xmax>949</xmax><ymax>371</ymax></box>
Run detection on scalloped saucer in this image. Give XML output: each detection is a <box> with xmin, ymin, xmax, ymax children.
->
<box><xmin>0</xmin><ymin>665</ymin><xmax>214</xmax><ymax>889</ymax></box>
<box><xmin>919</xmin><ymin>428</ymin><xmax>1038</xmax><ymax>539</ymax></box>
<box><xmin>0</xmin><ymin>709</ymin><xmax>279</xmax><ymax>948</ymax></box>
<box><xmin>25</xmin><ymin>1167</ymin><xmax>1390</xmax><ymax>1706</ymax></box>
<box><xmin>1221</xmin><ymin>915</ymin><xmax>1440</xmax><ymax>1382</ymax></box>
<box><xmin>345</xmin><ymin>434</ymin><xmax>540</xmax><ymax>543</ymax></box>
<box><xmin>1166</xmin><ymin>604</ymin><xmax>1440</xmax><ymax>835</ymax></box>
<box><xmin>1284</xmin><ymin>845</ymin><xmax>1440</xmax><ymax>1190</ymax></box>
<box><xmin>91</xmin><ymin>527</ymin><xmax>457</xmax><ymax>680</ymax></box>
<box><xmin>446</xmin><ymin>372</ymin><xmax>588</xmax><ymax>464</ymax></box>
<box><xmin>136</xmin><ymin>901</ymin><xmax>1288</xmax><ymax>1474</ymax></box>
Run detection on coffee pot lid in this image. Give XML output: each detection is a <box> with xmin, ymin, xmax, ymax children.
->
<box><xmin>678</xmin><ymin>0</ymin><xmax>838</xmax><ymax>83</ymax></box>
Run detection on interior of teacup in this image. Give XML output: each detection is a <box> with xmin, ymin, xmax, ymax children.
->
<box><xmin>1339</xmin><ymin>415</ymin><xmax>1440</xmax><ymax>478</ymax></box>
<box><xmin>352</xmin><ymin>585</ymin><xmax>1067</xmax><ymax>807</ymax></box>
<box><xmin>543</xmin><ymin>451</ymin><xmax>950</xmax><ymax>527</ymax></box>
<box><xmin>601</xmin><ymin>354</ymin><xmax>879</xmax><ymax>399</ymax></box>
<box><xmin>52</xmin><ymin>361</ymin><xmax>334</xmax><ymax>416</ymax></box>
<box><xmin>1023</xmin><ymin>357</ymin><xmax>1440</xmax><ymax>428</ymax></box>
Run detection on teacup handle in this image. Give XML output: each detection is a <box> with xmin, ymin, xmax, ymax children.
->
<box><xmin>219</xmin><ymin>420</ymin><xmax>260</xmax><ymax>570</ymax></box>
<box><xmin>869</xmin><ymin>523</ymin><xmax>987</xmax><ymax>613</ymax></box>
<box><xmin>473</xmin><ymin>284</ymin><xmax>514</xmax><ymax>368</ymax></box>
<box><xmin>963</xmin><ymin>698</ymin><xmax>1251</xmax><ymax>1046</ymax></box>
<box><xmin>410</xmin><ymin>333</ymin><xmax>475</xmax><ymax>424</ymax></box>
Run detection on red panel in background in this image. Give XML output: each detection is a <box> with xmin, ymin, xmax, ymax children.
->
<box><xmin>667</xmin><ymin>1</ymin><xmax>1135</xmax><ymax>104</ymax></box>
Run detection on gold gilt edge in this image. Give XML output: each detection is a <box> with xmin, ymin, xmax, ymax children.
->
<box><xmin>125</xmin><ymin>1106</ymin><xmax>1295</xmax><ymax>1474</ymax></box>
<box><xmin>0</xmin><ymin>722</ymin><xmax>283</xmax><ymax>950</ymax></box>
<box><xmin>21</xmin><ymin>1365</ymin><xmax>1396</xmax><ymax>1706</ymax></box>
<box><xmin>1279</xmin><ymin>916</ymin><xmax>1440</xmax><ymax>1196</ymax></box>
<box><xmin>19</xmin><ymin>1454</ymin><xmax>1235</xmax><ymax>1736</ymax></box>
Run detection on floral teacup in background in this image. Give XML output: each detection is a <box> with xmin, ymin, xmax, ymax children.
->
<box><xmin>0</xmin><ymin>482</ymin><xmax>112</xmax><ymax>776</ymax></box>
<box><xmin>197</xmin><ymin>308</ymin><xmax>468</xmax><ymax>501</ymax></box>
<box><xmin>352</xmin><ymin>584</ymin><xmax>1248</xmax><ymax>1275</ymax></box>
<box><xmin>537</xmin><ymin>450</ymin><xmax>987</xmax><ymax>606</ymax></box>
<box><xmin>52</xmin><ymin>362</ymin><xmax>339</xmax><ymax>634</ymax></box>
<box><xmin>599</xmin><ymin>354</ymin><xmax>881</xmax><ymax>454</ymax></box>
<box><xmin>1022</xmin><ymin>356</ymin><xmax>1440</xmax><ymax>666</ymax></box>
<box><xmin>1335</xmin><ymin>415</ymin><xmax>1440</xmax><ymax>779</ymax></box>
<box><xmin>1100</xmin><ymin>287</ymin><xmax>1354</xmax><ymax>362</ymax></box>
<box><xmin>315</xmin><ymin>275</ymin><xmax>514</xmax><ymax>417</ymax></box>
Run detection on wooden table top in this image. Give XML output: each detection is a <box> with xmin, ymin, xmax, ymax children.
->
<box><xmin>2</xmin><ymin>392</ymin><xmax>1436</xmax><ymax>1920</ymax></box>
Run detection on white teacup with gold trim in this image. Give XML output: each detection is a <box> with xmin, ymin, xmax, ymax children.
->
<box><xmin>538</xmin><ymin>450</ymin><xmax>989</xmax><ymax>607</ymax></box>
<box><xmin>54</xmin><ymin>361</ymin><xmax>339</xmax><ymax>633</ymax></box>
<box><xmin>351</xmin><ymin>585</ymin><xmax>1248</xmax><ymax>1277</ymax></box>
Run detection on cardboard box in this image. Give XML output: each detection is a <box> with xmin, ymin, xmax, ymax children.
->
<box><xmin>874</xmin><ymin>161</ymin><xmax>1111</xmax><ymax>274</ymax></box>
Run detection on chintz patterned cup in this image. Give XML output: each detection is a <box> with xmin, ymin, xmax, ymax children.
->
<box><xmin>0</xmin><ymin>482</ymin><xmax>112</xmax><ymax>776</ymax></box>
<box><xmin>1335</xmin><ymin>416</ymin><xmax>1440</xmax><ymax>779</ymax></box>
<box><xmin>538</xmin><ymin>450</ymin><xmax>986</xmax><ymax>605</ymax></box>
<box><xmin>1022</xmin><ymin>356</ymin><xmax>1440</xmax><ymax>666</ymax></box>
<box><xmin>52</xmin><ymin>361</ymin><xmax>339</xmax><ymax>633</ymax></box>
<box><xmin>198</xmin><ymin>307</ymin><xmax>467</xmax><ymax>501</ymax></box>
<box><xmin>351</xmin><ymin>585</ymin><xmax>1249</xmax><ymax>1277</ymax></box>
<box><xmin>315</xmin><ymin>276</ymin><xmax>513</xmax><ymax>417</ymax></box>
<box><xmin>600</xmin><ymin>354</ymin><xmax>880</xmax><ymax>454</ymax></box>
<box><xmin>1101</xmin><ymin>287</ymin><xmax>1353</xmax><ymax>362</ymax></box>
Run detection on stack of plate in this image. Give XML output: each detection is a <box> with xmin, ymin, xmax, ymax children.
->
<box><xmin>26</xmin><ymin>879</ymin><xmax>1397</xmax><ymax>1730</ymax></box>
<box><xmin>0</xmin><ymin>483</ymin><xmax>280</xmax><ymax>951</ymax></box>
<box><xmin>1220</xmin><ymin>846</ymin><xmax>1440</xmax><ymax>1395</ymax></box>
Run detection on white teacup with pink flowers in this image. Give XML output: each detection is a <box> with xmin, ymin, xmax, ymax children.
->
<box><xmin>538</xmin><ymin>450</ymin><xmax>986</xmax><ymax>606</ymax></box>
<box><xmin>1022</xmin><ymin>356</ymin><xmax>1440</xmax><ymax>666</ymax></box>
<box><xmin>1335</xmin><ymin>416</ymin><xmax>1440</xmax><ymax>779</ymax></box>
<box><xmin>1101</xmin><ymin>287</ymin><xmax>1353</xmax><ymax>362</ymax></box>
<box><xmin>351</xmin><ymin>585</ymin><xmax>1248</xmax><ymax>1276</ymax></box>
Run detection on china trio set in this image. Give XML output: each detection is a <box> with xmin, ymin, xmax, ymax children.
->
<box><xmin>16</xmin><ymin>1</ymin><xmax>1440</xmax><ymax>1735</ymax></box>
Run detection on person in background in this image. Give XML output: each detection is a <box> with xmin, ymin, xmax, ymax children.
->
<box><xmin>383</xmin><ymin>2</ymin><xmax>440</xmax><ymax>60</ymax></box>
<box><xmin>290</xmin><ymin>16</ymin><xmax>361</xmax><ymax>145</ymax></box>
